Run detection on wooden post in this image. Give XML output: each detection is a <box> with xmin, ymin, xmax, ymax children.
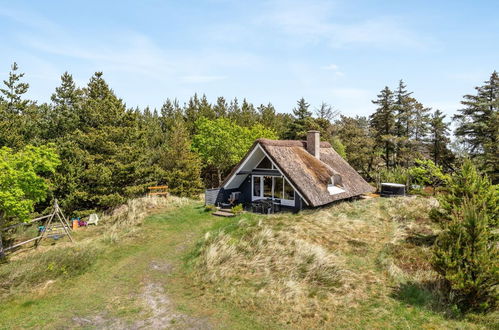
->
<box><xmin>0</xmin><ymin>230</ymin><xmax>5</xmax><ymax>261</ymax></box>
<box><xmin>54</xmin><ymin>199</ymin><xmax>71</xmax><ymax>229</ymax></box>
<box><xmin>34</xmin><ymin>209</ymin><xmax>55</xmax><ymax>248</ymax></box>
<box><xmin>0</xmin><ymin>211</ymin><xmax>5</xmax><ymax>261</ymax></box>
<box><xmin>55</xmin><ymin>205</ymin><xmax>73</xmax><ymax>243</ymax></box>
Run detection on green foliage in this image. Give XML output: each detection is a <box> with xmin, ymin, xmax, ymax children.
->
<box><xmin>408</xmin><ymin>159</ymin><xmax>449</xmax><ymax>191</ymax></box>
<box><xmin>370</xmin><ymin>82</ymin><xmax>434</xmax><ymax>169</ymax></box>
<box><xmin>192</xmin><ymin>117</ymin><xmax>277</xmax><ymax>184</ymax></box>
<box><xmin>371</xmin><ymin>166</ymin><xmax>410</xmax><ymax>190</ymax></box>
<box><xmin>0</xmin><ymin>63</ymin><xmax>31</xmax><ymax>149</ymax></box>
<box><xmin>231</xmin><ymin>203</ymin><xmax>243</xmax><ymax>214</ymax></box>
<box><xmin>432</xmin><ymin>160</ymin><xmax>498</xmax><ymax>226</ymax></box>
<box><xmin>0</xmin><ymin>62</ymin><xmax>29</xmax><ymax>115</ymax></box>
<box><xmin>370</xmin><ymin>86</ymin><xmax>397</xmax><ymax>168</ymax></box>
<box><xmin>284</xmin><ymin>98</ymin><xmax>315</xmax><ymax>139</ymax></box>
<box><xmin>0</xmin><ymin>243</ymin><xmax>99</xmax><ymax>294</ymax></box>
<box><xmin>429</xmin><ymin>110</ymin><xmax>453</xmax><ymax>168</ymax></box>
<box><xmin>335</xmin><ymin>115</ymin><xmax>377</xmax><ymax>175</ymax></box>
<box><xmin>204</xmin><ymin>204</ymin><xmax>217</xmax><ymax>212</ymax></box>
<box><xmin>330</xmin><ymin>137</ymin><xmax>347</xmax><ymax>159</ymax></box>
<box><xmin>454</xmin><ymin>71</ymin><xmax>499</xmax><ymax>183</ymax></box>
<box><xmin>432</xmin><ymin>199</ymin><xmax>498</xmax><ymax>312</ymax></box>
<box><xmin>0</xmin><ymin>145</ymin><xmax>60</xmax><ymax>222</ymax></box>
<box><xmin>162</xmin><ymin>119</ymin><xmax>203</xmax><ymax>198</ymax></box>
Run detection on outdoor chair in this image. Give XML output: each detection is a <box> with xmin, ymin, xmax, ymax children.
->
<box><xmin>221</xmin><ymin>191</ymin><xmax>241</xmax><ymax>208</ymax></box>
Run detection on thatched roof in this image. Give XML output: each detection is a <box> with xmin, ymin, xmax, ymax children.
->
<box><xmin>257</xmin><ymin>139</ymin><xmax>374</xmax><ymax>206</ymax></box>
<box><xmin>222</xmin><ymin>138</ymin><xmax>375</xmax><ymax>207</ymax></box>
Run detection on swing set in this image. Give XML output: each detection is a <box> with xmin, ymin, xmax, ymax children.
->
<box><xmin>1</xmin><ymin>200</ymin><xmax>74</xmax><ymax>254</ymax></box>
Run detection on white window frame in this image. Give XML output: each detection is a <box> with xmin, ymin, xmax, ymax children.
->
<box><xmin>224</xmin><ymin>143</ymin><xmax>308</xmax><ymax>206</ymax></box>
<box><xmin>251</xmin><ymin>175</ymin><xmax>295</xmax><ymax>207</ymax></box>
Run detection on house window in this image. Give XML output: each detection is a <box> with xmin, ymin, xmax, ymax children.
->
<box><xmin>283</xmin><ymin>179</ymin><xmax>295</xmax><ymax>201</ymax></box>
<box><xmin>273</xmin><ymin>176</ymin><xmax>284</xmax><ymax>199</ymax></box>
<box><xmin>252</xmin><ymin>175</ymin><xmax>295</xmax><ymax>206</ymax></box>
<box><xmin>333</xmin><ymin>174</ymin><xmax>343</xmax><ymax>187</ymax></box>
<box><xmin>263</xmin><ymin>176</ymin><xmax>273</xmax><ymax>198</ymax></box>
<box><xmin>253</xmin><ymin>176</ymin><xmax>261</xmax><ymax>196</ymax></box>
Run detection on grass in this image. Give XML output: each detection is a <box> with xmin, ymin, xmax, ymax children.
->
<box><xmin>191</xmin><ymin>196</ymin><xmax>494</xmax><ymax>329</ymax></box>
<box><xmin>0</xmin><ymin>196</ymin><xmax>495</xmax><ymax>329</ymax></box>
<box><xmin>0</xmin><ymin>197</ymin><xmax>270</xmax><ymax>329</ymax></box>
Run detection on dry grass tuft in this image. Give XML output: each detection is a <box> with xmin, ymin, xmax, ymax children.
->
<box><xmin>102</xmin><ymin>196</ymin><xmax>191</xmax><ymax>243</ymax></box>
<box><xmin>194</xmin><ymin>196</ymin><xmax>441</xmax><ymax>328</ymax></box>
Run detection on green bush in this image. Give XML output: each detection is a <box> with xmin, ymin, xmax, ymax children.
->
<box><xmin>409</xmin><ymin>159</ymin><xmax>449</xmax><ymax>193</ymax></box>
<box><xmin>231</xmin><ymin>204</ymin><xmax>244</xmax><ymax>215</ymax></box>
<box><xmin>371</xmin><ymin>166</ymin><xmax>410</xmax><ymax>191</ymax></box>
<box><xmin>431</xmin><ymin>159</ymin><xmax>498</xmax><ymax>226</ymax></box>
<box><xmin>432</xmin><ymin>199</ymin><xmax>498</xmax><ymax>313</ymax></box>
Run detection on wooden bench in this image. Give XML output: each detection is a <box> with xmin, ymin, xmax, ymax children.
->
<box><xmin>147</xmin><ymin>185</ymin><xmax>169</xmax><ymax>197</ymax></box>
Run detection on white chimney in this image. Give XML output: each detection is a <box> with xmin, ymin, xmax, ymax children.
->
<box><xmin>306</xmin><ymin>130</ymin><xmax>320</xmax><ymax>160</ymax></box>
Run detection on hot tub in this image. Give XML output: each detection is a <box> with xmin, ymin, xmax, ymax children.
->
<box><xmin>380</xmin><ymin>183</ymin><xmax>406</xmax><ymax>197</ymax></box>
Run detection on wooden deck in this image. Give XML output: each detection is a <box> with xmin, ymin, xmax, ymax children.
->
<box><xmin>212</xmin><ymin>208</ymin><xmax>235</xmax><ymax>217</ymax></box>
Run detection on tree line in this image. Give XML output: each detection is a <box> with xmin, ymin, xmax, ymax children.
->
<box><xmin>0</xmin><ymin>63</ymin><xmax>497</xmax><ymax>313</ymax></box>
<box><xmin>0</xmin><ymin>62</ymin><xmax>497</xmax><ymax>217</ymax></box>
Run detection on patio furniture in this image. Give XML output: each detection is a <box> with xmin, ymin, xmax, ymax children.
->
<box><xmin>251</xmin><ymin>199</ymin><xmax>277</xmax><ymax>214</ymax></box>
<box><xmin>272</xmin><ymin>199</ymin><xmax>281</xmax><ymax>213</ymax></box>
<box><xmin>221</xmin><ymin>191</ymin><xmax>241</xmax><ymax>208</ymax></box>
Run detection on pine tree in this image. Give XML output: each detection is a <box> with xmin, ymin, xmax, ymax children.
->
<box><xmin>293</xmin><ymin>97</ymin><xmax>312</xmax><ymax>120</ymax></box>
<box><xmin>370</xmin><ymin>87</ymin><xmax>396</xmax><ymax>168</ymax></box>
<box><xmin>0</xmin><ymin>62</ymin><xmax>29</xmax><ymax>114</ymax></box>
<box><xmin>238</xmin><ymin>98</ymin><xmax>258</xmax><ymax>127</ymax></box>
<box><xmin>433</xmin><ymin>199</ymin><xmax>498</xmax><ymax>312</ymax></box>
<box><xmin>428</xmin><ymin>109</ymin><xmax>453</xmax><ymax>167</ymax></box>
<box><xmin>227</xmin><ymin>97</ymin><xmax>241</xmax><ymax>123</ymax></box>
<box><xmin>160</xmin><ymin>98</ymin><xmax>183</xmax><ymax>133</ymax></box>
<box><xmin>393</xmin><ymin>80</ymin><xmax>413</xmax><ymax>138</ymax></box>
<box><xmin>454</xmin><ymin>71</ymin><xmax>499</xmax><ymax>183</ymax></box>
<box><xmin>0</xmin><ymin>63</ymin><xmax>31</xmax><ymax>148</ymax></box>
<box><xmin>199</xmin><ymin>94</ymin><xmax>215</xmax><ymax>120</ymax></box>
<box><xmin>412</xmin><ymin>101</ymin><xmax>431</xmax><ymax>144</ymax></box>
<box><xmin>315</xmin><ymin>102</ymin><xmax>339</xmax><ymax>122</ymax></box>
<box><xmin>57</xmin><ymin>72</ymin><xmax>154</xmax><ymax>212</ymax></box>
<box><xmin>184</xmin><ymin>93</ymin><xmax>201</xmax><ymax>133</ymax></box>
<box><xmin>284</xmin><ymin>98</ymin><xmax>314</xmax><ymax>139</ymax></box>
<box><xmin>335</xmin><ymin>115</ymin><xmax>377</xmax><ymax>174</ymax></box>
<box><xmin>213</xmin><ymin>96</ymin><xmax>228</xmax><ymax>118</ymax></box>
<box><xmin>48</xmin><ymin>72</ymin><xmax>83</xmax><ymax>139</ymax></box>
<box><xmin>432</xmin><ymin>159</ymin><xmax>498</xmax><ymax>227</ymax></box>
<box><xmin>162</xmin><ymin>119</ymin><xmax>203</xmax><ymax>197</ymax></box>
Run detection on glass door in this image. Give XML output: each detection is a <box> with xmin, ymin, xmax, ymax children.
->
<box><xmin>252</xmin><ymin>175</ymin><xmax>294</xmax><ymax>206</ymax></box>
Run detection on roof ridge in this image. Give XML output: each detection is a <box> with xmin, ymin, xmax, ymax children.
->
<box><xmin>257</xmin><ymin>138</ymin><xmax>331</xmax><ymax>148</ymax></box>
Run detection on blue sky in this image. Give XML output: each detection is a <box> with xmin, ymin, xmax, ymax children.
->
<box><xmin>1</xmin><ymin>1</ymin><xmax>497</xmax><ymax>118</ymax></box>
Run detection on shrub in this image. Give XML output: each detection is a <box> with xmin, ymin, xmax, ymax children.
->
<box><xmin>231</xmin><ymin>204</ymin><xmax>243</xmax><ymax>215</ymax></box>
<box><xmin>432</xmin><ymin>199</ymin><xmax>498</xmax><ymax>312</ymax></box>
<box><xmin>431</xmin><ymin>159</ymin><xmax>498</xmax><ymax>226</ymax></box>
<box><xmin>371</xmin><ymin>166</ymin><xmax>410</xmax><ymax>191</ymax></box>
<box><xmin>409</xmin><ymin>159</ymin><xmax>450</xmax><ymax>194</ymax></box>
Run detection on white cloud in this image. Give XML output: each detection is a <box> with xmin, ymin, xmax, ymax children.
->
<box><xmin>259</xmin><ymin>0</ymin><xmax>431</xmax><ymax>49</ymax></box>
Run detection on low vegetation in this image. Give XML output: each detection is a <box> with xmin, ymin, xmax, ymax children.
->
<box><xmin>0</xmin><ymin>196</ymin><xmax>189</xmax><ymax>300</ymax></box>
<box><xmin>190</xmin><ymin>196</ymin><xmax>495</xmax><ymax>328</ymax></box>
<box><xmin>0</xmin><ymin>195</ymin><xmax>496</xmax><ymax>328</ymax></box>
